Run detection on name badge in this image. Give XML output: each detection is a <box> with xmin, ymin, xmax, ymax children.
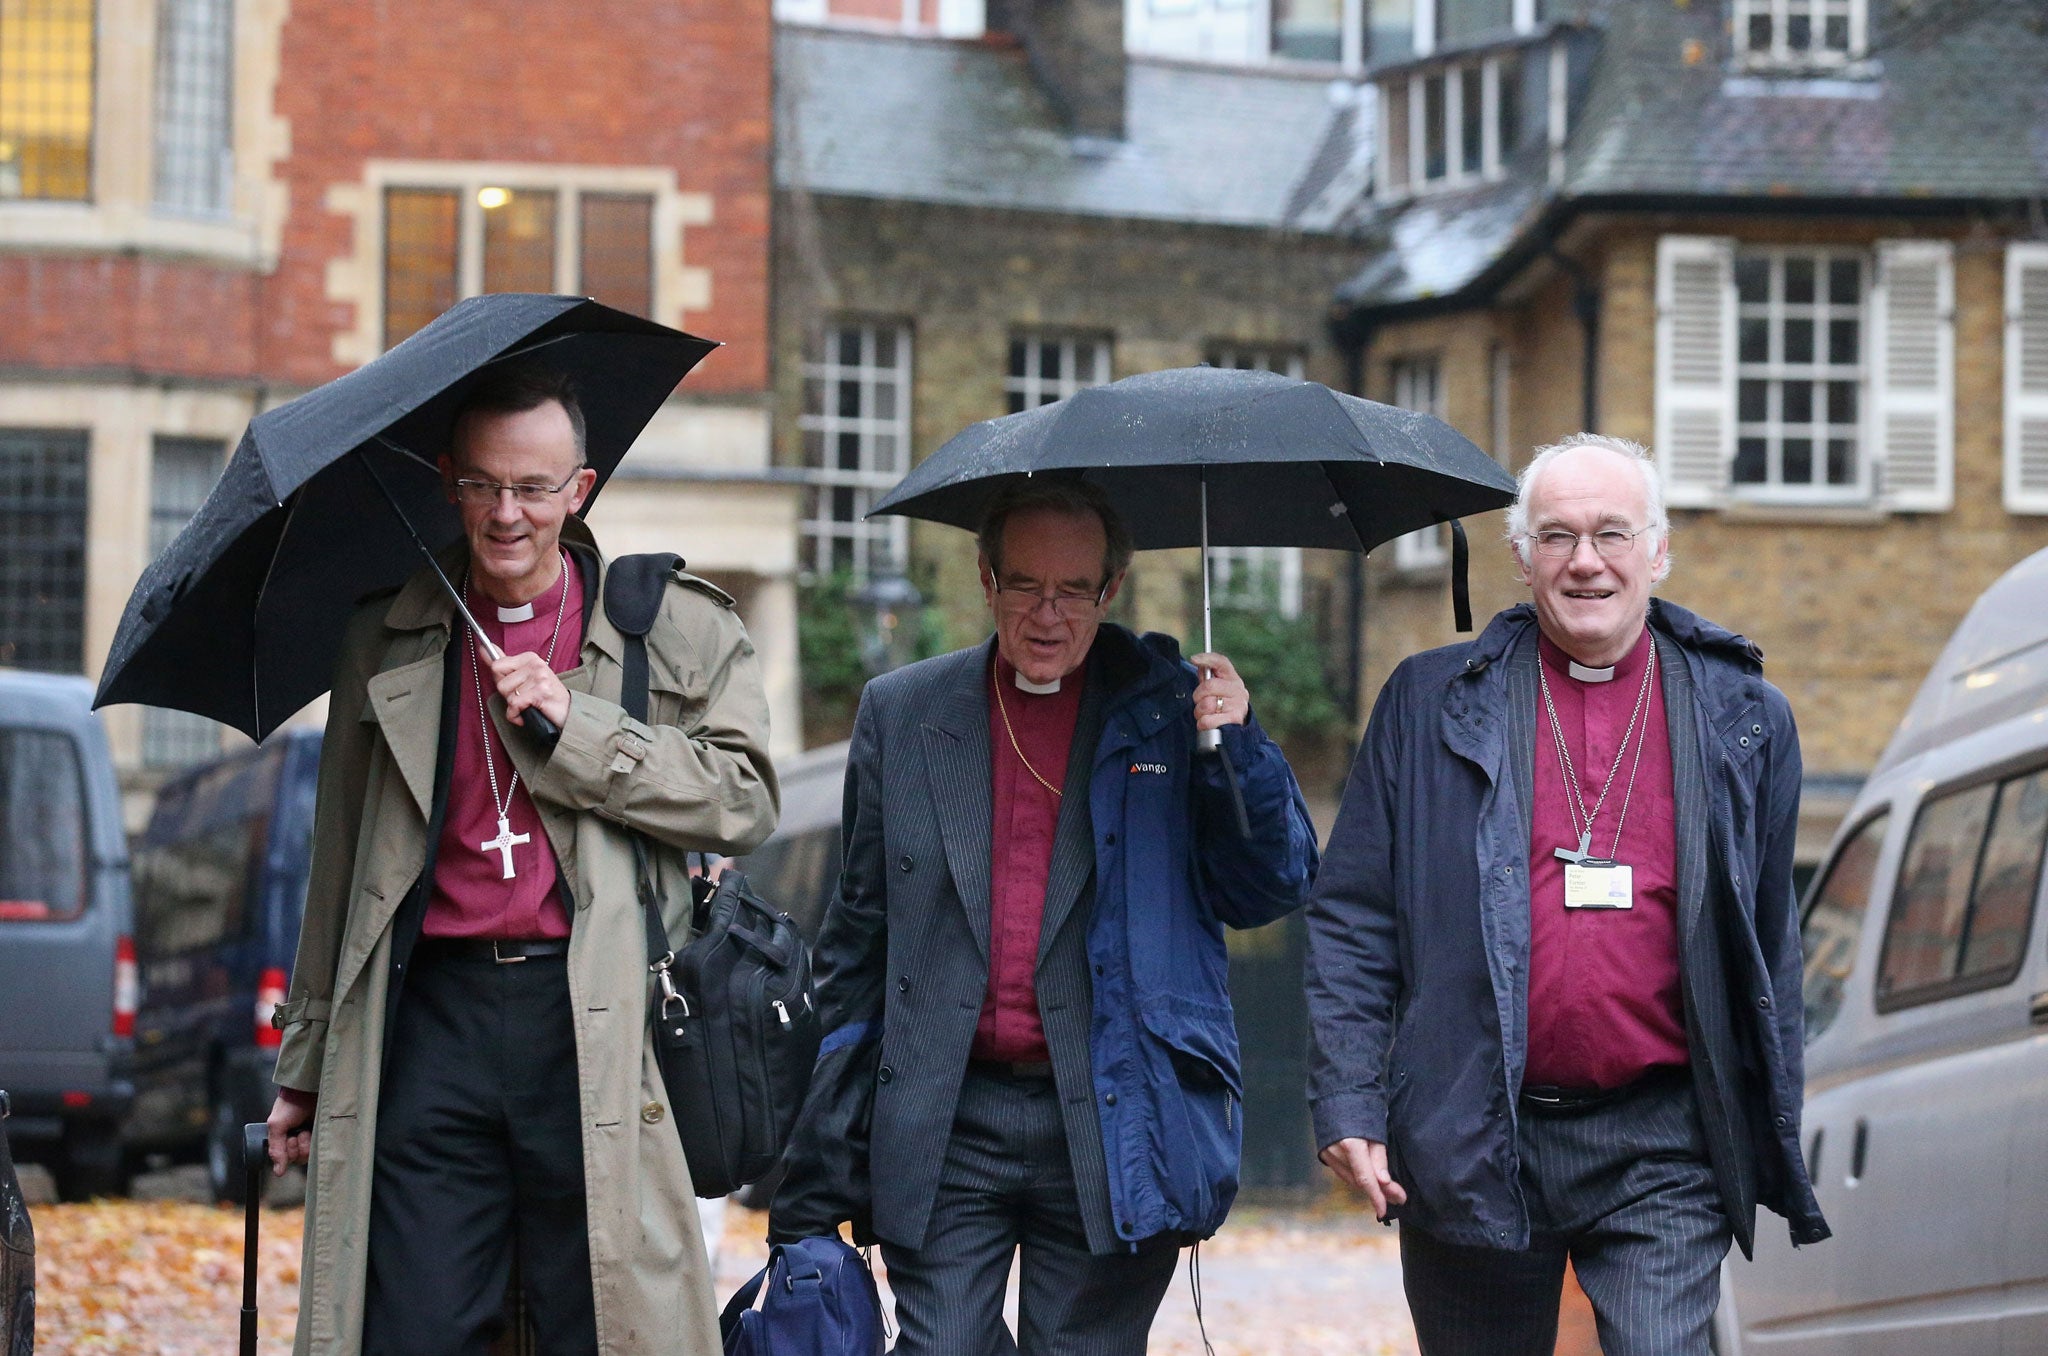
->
<box><xmin>1564</xmin><ymin>860</ymin><xmax>1633</xmax><ymax>910</ymax></box>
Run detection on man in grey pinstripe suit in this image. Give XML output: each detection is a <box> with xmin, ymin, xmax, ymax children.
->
<box><xmin>772</xmin><ymin>479</ymin><xmax>1318</xmax><ymax>1355</ymax></box>
<box><xmin>1306</xmin><ymin>435</ymin><xmax>1827</xmax><ymax>1356</ymax></box>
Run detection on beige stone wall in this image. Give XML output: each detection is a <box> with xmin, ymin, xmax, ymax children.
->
<box><xmin>1352</xmin><ymin>214</ymin><xmax>2048</xmax><ymax>831</ymax></box>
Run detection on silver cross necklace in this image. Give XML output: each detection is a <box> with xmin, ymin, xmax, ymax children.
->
<box><xmin>466</xmin><ymin>551</ymin><xmax>569</xmax><ymax>880</ymax></box>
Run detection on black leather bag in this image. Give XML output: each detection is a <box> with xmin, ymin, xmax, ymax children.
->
<box><xmin>605</xmin><ymin>554</ymin><xmax>822</xmax><ymax>1198</ymax></box>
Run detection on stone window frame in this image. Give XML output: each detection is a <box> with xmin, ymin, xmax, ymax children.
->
<box><xmin>1388</xmin><ymin>354</ymin><xmax>1449</xmax><ymax>572</ymax></box>
<box><xmin>1732</xmin><ymin>246</ymin><xmax>1870</xmax><ymax>503</ymax></box>
<box><xmin>1205</xmin><ymin>342</ymin><xmax>1306</xmax><ymax>617</ymax></box>
<box><xmin>324</xmin><ymin>160</ymin><xmax>713</xmax><ymax>367</ymax></box>
<box><xmin>1004</xmin><ymin>331</ymin><xmax>1111</xmax><ymax>414</ymax></box>
<box><xmin>1731</xmin><ymin>0</ymin><xmax>1866</xmax><ymax>71</ymax></box>
<box><xmin>798</xmin><ymin>319</ymin><xmax>913</xmax><ymax>581</ymax></box>
<box><xmin>0</xmin><ymin>0</ymin><xmax>289</xmax><ymax>265</ymax></box>
<box><xmin>142</xmin><ymin>434</ymin><xmax>227</xmax><ymax>767</ymax></box>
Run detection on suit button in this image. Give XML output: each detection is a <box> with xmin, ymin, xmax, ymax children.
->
<box><xmin>899</xmin><ymin>854</ymin><xmax>914</xmax><ymax>872</ymax></box>
<box><xmin>641</xmin><ymin>1102</ymin><xmax>665</xmax><ymax>1124</ymax></box>
<box><xmin>1739</xmin><ymin>736</ymin><xmax>1751</xmax><ymax>747</ymax></box>
<box><xmin>1105</xmin><ymin>1092</ymin><xmax>1118</xmax><ymax>1106</ymax></box>
<box><xmin>898</xmin><ymin>976</ymin><xmax>911</xmax><ymax>993</ymax></box>
<box><xmin>1752</xmin><ymin>724</ymin><xmax>1763</xmax><ymax>735</ymax></box>
<box><xmin>878</xmin><ymin>1065</ymin><xmax>894</xmax><ymax>1083</ymax></box>
<box><xmin>1758</xmin><ymin>996</ymin><xmax>1771</xmax><ymax>1009</ymax></box>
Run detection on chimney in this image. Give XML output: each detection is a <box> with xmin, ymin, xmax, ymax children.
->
<box><xmin>988</xmin><ymin>0</ymin><xmax>1127</xmax><ymax>141</ymax></box>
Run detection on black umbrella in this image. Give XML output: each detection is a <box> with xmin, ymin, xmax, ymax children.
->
<box><xmin>870</xmin><ymin>364</ymin><xmax>1520</xmax><ymax>644</ymax></box>
<box><xmin>94</xmin><ymin>293</ymin><xmax>717</xmax><ymax>741</ymax></box>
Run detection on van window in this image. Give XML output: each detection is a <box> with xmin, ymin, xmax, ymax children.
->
<box><xmin>0</xmin><ymin>728</ymin><xmax>89</xmax><ymax>922</ymax></box>
<box><xmin>1802</xmin><ymin>810</ymin><xmax>1887</xmax><ymax>1040</ymax></box>
<box><xmin>1877</xmin><ymin>766</ymin><xmax>2048</xmax><ymax>1011</ymax></box>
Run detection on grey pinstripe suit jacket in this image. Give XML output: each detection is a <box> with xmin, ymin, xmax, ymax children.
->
<box><xmin>807</xmin><ymin>638</ymin><xmax>1124</xmax><ymax>1254</ymax></box>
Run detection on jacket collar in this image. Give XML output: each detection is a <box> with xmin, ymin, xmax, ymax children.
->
<box><xmin>379</xmin><ymin>516</ymin><xmax>612</xmax><ymax>659</ymax></box>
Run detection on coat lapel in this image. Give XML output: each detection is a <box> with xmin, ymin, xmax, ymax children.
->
<box><xmin>923</xmin><ymin>644</ymin><xmax>995</xmax><ymax>963</ymax></box>
<box><xmin>1036</xmin><ymin>664</ymin><xmax>1106</xmax><ymax>966</ymax></box>
<box><xmin>1656</xmin><ymin>630</ymin><xmax>1713</xmax><ymax>945</ymax></box>
<box><xmin>365</xmin><ymin>638</ymin><xmax>450</xmax><ymax>821</ymax></box>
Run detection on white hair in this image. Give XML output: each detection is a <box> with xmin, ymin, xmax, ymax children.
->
<box><xmin>1505</xmin><ymin>433</ymin><xmax>1672</xmax><ymax>583</ymax></box>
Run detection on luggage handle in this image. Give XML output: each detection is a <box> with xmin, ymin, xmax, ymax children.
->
<box><xmin>242</xmin><ymin>1122</ymin><xmax>267</xmax><ymax>1356</ymax></box>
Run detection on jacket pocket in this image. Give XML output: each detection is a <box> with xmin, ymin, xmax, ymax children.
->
<box><xmin>1139</xmin><ymin>1000</ymin><xmax>1243</xmax><ymax>1233</ymax></box>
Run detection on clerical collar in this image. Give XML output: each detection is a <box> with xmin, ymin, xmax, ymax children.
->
<box><xmin>1568</xmin><ymin>659</ymin><xmax>1615</xmax><ymax>684</ymax></box>
<box><xmin>496</xmin><ymin>601</ymin><xmax>535</xmax><ymax>623</ymax></box>
<box><xmin>1015</xmin><ymin>671</ymin><xmax>1060</xmax><ymax>695</ymax></box>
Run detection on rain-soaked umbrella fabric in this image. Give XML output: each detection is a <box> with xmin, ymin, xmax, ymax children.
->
<box><xmin>870</xmin><ymin>367</ymin><xmax>1518</xmax><ymax>557</ymax></box>
<box><xmin>94</xmin><ymin>294</ymin><xmax>717</xmax><ymax>741</ymax></box>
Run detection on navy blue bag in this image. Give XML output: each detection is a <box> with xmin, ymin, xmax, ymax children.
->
<box><xmin>720</xmin><ymin>1236</ymin><xmax>885</xmax><ymax>1356</ymax></box>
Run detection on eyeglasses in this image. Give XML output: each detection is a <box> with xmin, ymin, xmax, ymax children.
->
<box><xmin>1525</xmin><ymin>527</ymin><xmax>1650</xmax><ymax>559</ymax></box>
<box><xmin>450</xmin><ymin>469</ymin><xmax>583</xmax><ymax>507</ymax></box>
<box><xmin>989</xmin><ymin>577</ymin><xmax>1110</xmax><ymax>621</ymax></box>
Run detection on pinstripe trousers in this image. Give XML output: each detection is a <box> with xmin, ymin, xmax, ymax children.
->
<box><xmin>1399</xmin><ymin>1072</ymin><xmax>1731</xmax><ymax>1356</ymax></box>
<box><xmin>880</xmin><ymin>1066</ymin><xmax>1180</xmax><ymax>1356</ymax></box>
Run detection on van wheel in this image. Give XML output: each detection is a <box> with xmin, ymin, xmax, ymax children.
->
<box><xmin>208</xmin><ymin>1096</ymin><xmax>259</xmax><ymax>1206</ymax></box>
<box><xmin>57</xmin><ymin>1125</ymin><xmax>126</xmax><ymax>1201</ymax></box>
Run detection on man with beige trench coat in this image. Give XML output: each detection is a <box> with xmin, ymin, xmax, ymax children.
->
<box><xmin>263</xmin><ymin>366</ymin><xmax>779</xmax><ymax>1355</ymax></box>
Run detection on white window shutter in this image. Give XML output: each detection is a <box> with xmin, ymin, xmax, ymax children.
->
<box><xmin>1654</xmin><ymin>235</ymin><xmax>1736</xmax><ymax>508</ymax></box>
<box><xmin>1873</xmin><ymin>240</ymin><xmax>1955</xmax><ymax>512</ymax></box>
<box><xmin>2005</xmin><ymin>242</ymin><xmax>2048</xmax><ymax>514</ymax></box>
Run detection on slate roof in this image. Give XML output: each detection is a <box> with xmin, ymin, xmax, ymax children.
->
<box><xmin>1338</xmin><ymin>1</ymin><xmax>2048</xmax><ymax>312</ymax></box>
<box><xmin>775</xmin><ymin>23</ymin><xmax>1366</xmax><ymax>232</ymax></box>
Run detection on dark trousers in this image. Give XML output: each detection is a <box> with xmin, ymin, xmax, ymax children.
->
<box><xmin>363</xmin><ymin>949</ymin><xmax>597</xmax><ymax>1356</ymax></box>
<box><xmin>1400</xmin><ymin>1073</ymin><xmax>1732</xmax><ymax>1356</ymax></box>
<box><xmin>880</xmin><ymin>1066</ymin><xmax>1179</xmax><ymax>1356</ymax></box>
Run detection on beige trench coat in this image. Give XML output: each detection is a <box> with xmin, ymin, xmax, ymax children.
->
<box><xmin>271</xmin><ymin>522</ymin><xmax>779</xmax><ymax>1355</ymax></box>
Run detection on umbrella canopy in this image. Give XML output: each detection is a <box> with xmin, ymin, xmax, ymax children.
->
<box><xmin>869</xmin><ymin>366</ymin><xmax>1518</xmax><ymax>553</ymax></box>
<box><xmin>95</xmin><ymin>294</ymin><xmax>717</xmax><ymax>741</ymax></box>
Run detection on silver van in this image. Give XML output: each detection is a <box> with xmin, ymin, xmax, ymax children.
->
<box><xmin>0</xmin><ymin>670</ymin><xmax>136</xmax><ymax>1199</ymax></box>
<box><xmin>1717</xmin><ymin>545</ymin><xmax>2048</xmax><ymax>1355</ymax></box>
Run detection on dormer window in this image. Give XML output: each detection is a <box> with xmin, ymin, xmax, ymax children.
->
<box><xmin>1734</xmin><ymin>0</ymin><xmax>1866</xmax><ymax>69</ymax></box>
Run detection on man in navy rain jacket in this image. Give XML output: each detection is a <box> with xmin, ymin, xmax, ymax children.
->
<box><xmin>772</xmin><ymin>478</ymin><xmax>1317</xmax><ymax>1355</ymax></box>
<box><xmin>1306</xmin><ymin>434</ymin><xmax>1827</xmax><ymax>1356</ymax></box>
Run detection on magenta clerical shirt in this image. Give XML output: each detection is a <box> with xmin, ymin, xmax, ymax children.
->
<box><xmin>422</xmin><ymin>561</ymin><xmax>585</xmax><ymax>940</ymax></box>
<box><xmin>1523</xmin><ymin>629</ymin><xmax>1689</xmax><ymax>1090</ymax></box>
<box><xmin>972</xmin><ymin>653</ymin><xmax>1082</xmax><ymax>1064</ymax></box>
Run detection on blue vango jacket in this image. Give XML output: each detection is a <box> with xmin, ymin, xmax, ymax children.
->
<box><xmin>1087</xmin><ymin>627</ymin><xmax>1319</xmax><ymax>1245</ymax></box>
<box><xmin>1304</xmin><ymin>601</ymin><xmax>1828</xmax><ymax>1257</ymax></box>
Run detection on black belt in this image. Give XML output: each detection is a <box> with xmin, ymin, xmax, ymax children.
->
<box><xmin>969</xmin><ymin>1058</ymin><xmax>1055</xmax><ymax>1082</ymax></box>
<box><xmin>413</xmin><ymin>936</ymin><xmax>570</xmax><ymax>966</ymax></box>
<box><xmin>1518</xmin><ymin>1065</ymin><xmax>1687</xmax><ymax>1116</ymax></box>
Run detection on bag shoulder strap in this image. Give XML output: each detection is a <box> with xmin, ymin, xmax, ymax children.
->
<box><xmin>602</xmin><ymin>552</ymin><xmax>684</xmax><ymax>724</ymax></box>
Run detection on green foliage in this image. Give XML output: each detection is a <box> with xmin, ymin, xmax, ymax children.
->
<box><xmin>1209</xmin><ymin>587</ymin><xmax>1344</xmax><ymax>749</ymax></box>
<box><xmin>798</xmin><ymin>569</ymin><xmax>949</xmax><ymax>743</ymax></box>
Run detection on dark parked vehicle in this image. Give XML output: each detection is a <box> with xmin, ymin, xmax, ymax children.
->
<box><xmin>0</xmin><ymin>671</ymin><xmax>136</xmax><ymax>1200</ymax></box>
<box><xmin>1</xmin><ymin>1091</ymin><xmax>32</xmax><ymax>1356</ymax></box>
<box><xmin>125</xmin><ymin>728</ymin><xmax>320</xmax><ymax>1203</ymax></box>
<box><xmin>735</xmin><ymin>741</ymin><xmax>848</xmax><ymax>946</ymax></box>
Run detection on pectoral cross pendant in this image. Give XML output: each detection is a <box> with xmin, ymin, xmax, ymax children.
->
<box><xmin>1553</xmin><ymin>831</ymin><xmax>1592</xmax><ymax>866</ymax></box>
<box><xmin>481</xmin><ymin>814</ymin><xmax>530</xmax><ymax>880</ymax></box>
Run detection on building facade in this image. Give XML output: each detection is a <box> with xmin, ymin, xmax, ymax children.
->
<box><xmin>0</xmin><ymin>0</ymin><xmax>801</xmax><ymax>809</ymax></box>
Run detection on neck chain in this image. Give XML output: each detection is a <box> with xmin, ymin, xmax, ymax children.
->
<box><xmin>992</xmin><ymin>658</ymin><xmax>1064</xmax><ymax>798</ymax></box>
<box><xmin>466</xmin><ymin>552</ymin><xmax>570</xmax><ymax>878</ymax></box>
<box><xmin>1539</xmin><ymin>639</ymin><xmax>1656</xmax><ymax>863</ymax></box>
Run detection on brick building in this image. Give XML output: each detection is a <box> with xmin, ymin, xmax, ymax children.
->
<box><xmin>0</xmin><ymin>0</ymin><xmax>801</xmax><ymax>800</ymax></box>
<box><xmin>1312</xmin><ymin>0</ymin><xmax>2048</xmax><ymax>869</ymax></box>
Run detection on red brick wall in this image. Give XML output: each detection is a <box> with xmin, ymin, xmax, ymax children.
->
<box><xmin>0</xmin><ymin>255</ymin><xmax>264</xmax><ymax>378</ymax></box>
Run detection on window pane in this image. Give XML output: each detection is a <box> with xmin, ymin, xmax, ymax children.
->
<box><xmin>578</xmin><ymin>193</ymin><xmax>652</xmax><ymax>318</ymax></box>
<box><xmin>1803</xmin><ymin>811</ymin><xmax>1888</xmax><ymax>1039</ymax></box>
<box><xmin>153</xmin><ymin>0</ymin><xmax>233</xmax><ymax>216</ymax></box>
<box><xmin>1739</xmin><ymin>317</ymin><xmax>1770</xmax><ymax>364</ymax></box>
<box><xmin>1368</xmin><ymin>0</ymin><xmax>1414</xmax><ymax>63</ymax></box>
<box><xmin>1824</xmin><ymin>14</ymin><xmax>1849</xmax><ymax>51</ymax></box>
<box><xmin>1734</xmin><ymin>437</ymin><xmax>1767</xmax><ymax>484</ymax></box>
<box><xmin>1783</xmin><ymin>437</ymin><xmax>1813</xmax><ymax>484</ymax></box>
<box><xmin>0</xmin><ymin>428</ymin><xmax>88</xmax><ymax>671</ymax></box>
<box><xmin>1828</xmin><ymin>318</ymin><xmax>1859</xmax><ymax>365</ymax></box>
<box><xmin>1827</xmin><ymin>439</ymin><xmax>1855</xmax><ymax>484</ymax></box>
<box><xmin>482</xmin><ymin>188</ymin><xmax>557</xmax><ymax>295</ymax></box>
<box><xmin>1422</xmin><ymin>75</ymin><xmax>1446</xmax><ymax>181</ymax></box>
<box><xmin>1828</xmin><ymin>257</ymin><xmax>1861</xmax><ymax>303</ymax></box>
<box><xmin>1960</xmin><ymin>769</ymin><xmax>2048</xmax><ymax>981</ymax></box>
<box><xmin>1460</xmin><ymin>65</ymin><xmax>1483</xmax><ymax>175</ymax></box>
<box><xmin>0</xmin><ymin>729</ymin><xmax>86</xmax><ymax>921</ymax></box>
<box><xmin>1881</xmin><ymin>783</ymin><xmax>1996</xmax><ymax>1000</ymax></box>
<box><xmin>1272</xmin><ymin>0</ymin><xmax>1340</xmax><ymax>60</ymax></box>
<box><xmin>1784</xmin><ymin>318</ymin><xmax>1814</xmax><ymax>364</ymax></box>
<box><xmin>1739</xmin><ymin>379</ymin><xmax>1769</xmax><ymax>423</ymax></box>
<box><xmin>1784</xmin><ymin>255</ymin><xmax>1816</xmax><ymax>305</ymax></box>
<box><xmin>1783</xmin><ymin>382</ymin><xmax>1813</xmax><ymax>424</ymax></box>
<box><xmin>1383</xmin><ymin>78</ymin><xmax>1411</xmax><ymax>190</ymax></box>
<box><xmin>1736</xmin><ymin>256</ymin><xmax>1771</xmax><ymax>305</ymax></box>
<box><xmin>1787</xmin><ymin>12</ymin><xmax>1811</xmax><ymax>50</ymax></box>
<box><xmin>1747</xmin><ymin>13</ymin><xmax>1772</xmax><ymax>51</ymax></box>
<box><xmin>1495</xmin><ymin>53</ymin><xmax>1522</xmax><ymax>157</ymax></box>
<box><xmin>1439</xmin><ymin>0</ymin><xmax>1511</xmax><ymax>45</ymax></box>
<box><xmin>383</xmin><ymin>187</ymin><xmax>459</xmax><ymax>347</ymax></box>
<box><xmin>0</xmin><ymin>0</ymin><xmax>94</xmax><ymax>201</ymax></box>
<box><xmin>1827</xmin><ymin>380</ymin><xmax>1857</xmax><ymax>423</ymax></box>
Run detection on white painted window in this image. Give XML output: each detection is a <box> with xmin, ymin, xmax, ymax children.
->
<box><xmin>800</xmin><ymin>322</ymin><xmax>914</xmax><ymax>580</ymax></box>
<box><xmin>1733</xmin><ymin>0</ymin><xmax>1865</xmax><ymax>68</ymax></box>
<box><xmin>1654</xmin><ymin>233</ymin><xmax>1952</xmax><ymax>512</ymax></box>
<box><xmin>153</xmin><ymin>0</ymin><xmax>235</xmax><ymax>218</ymax></box>
<box><xmin>1205</xmin><ymin>345</ymin><xmax>1306</xmax><ymax>615</ymax></box>
<box><xmin>1006</xmin><ymin>332</ymin><xmax>1111</xmax><ymax>413</ymax></box>
<box><xmin>1732</xmin><ymin>248</ymin><xmax>1868</xmax><ymax>500</ymax></box>
<box><xmin>1374</xmin><ymin>45</ymin><xmax>1528</xmax><ymax>200</ymax></box>
<box><xmin>143</xmin><ymin>437</ymin><xmax>227</xmax><ymax>767</ymax></box>
<box><xmin>1390</xmin><ymin>356</ymin><xmax>1449</xmax><ymax>569</ymax></box>
<box><xmin>2006</xmin><ymin>242</ymin><xmax>2048</xmax><ymax>514</ymax></box>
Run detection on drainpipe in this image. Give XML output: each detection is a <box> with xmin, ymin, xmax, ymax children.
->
<box><xmin>1545</xmin><ymin>246</ymin><xmax>1601</xmax><ymax>431</ymax></box>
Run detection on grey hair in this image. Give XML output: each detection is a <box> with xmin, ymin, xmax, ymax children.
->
<box><xmin>1505</xmin><ymin>433</ymin><xmax>1672</xmax><ymax>583</ymax></box>
<box><xmin>976</xmin><ymin>478</ymin><xmax>1135</xmax><ymax>584</ymax></box>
